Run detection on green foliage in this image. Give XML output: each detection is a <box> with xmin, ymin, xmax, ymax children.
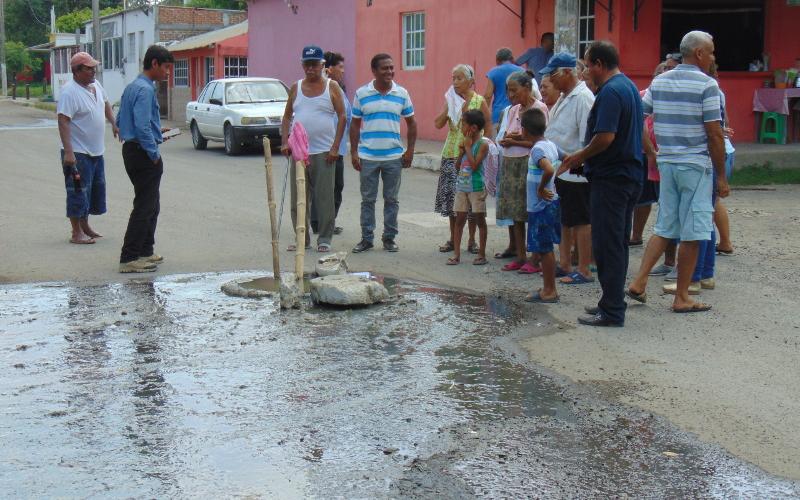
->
<box><xmin>55</xmin><ymin>6</ymin><xmax>123</xmax><ymax>34</ymax></box>
<box><xmin>731</xmin><ymin>163</ymin><xmax>800</xmax><ymax>186</ymax></box>
<box><xmin>3</xmin><ymin>0</ymin><xmax>123</xmax><ymax>47</ymax></box>
<box><xmin>4</xmin><ymin>41</ymin><xmax>43</xmax><ymax>79</ymax></box>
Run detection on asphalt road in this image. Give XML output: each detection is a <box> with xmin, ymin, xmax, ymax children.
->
<box><xmin>2</xmin><ymin>99</ymin><xmax>800</xmax><ymax>482</ymax></box>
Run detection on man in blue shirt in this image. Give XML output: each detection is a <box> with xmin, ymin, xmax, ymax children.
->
<box><xmin>483</xmin><ymin>48</ymin><xmax>524</xmax><ymax>132</ymax></box>
<box><xmin>516</xmin><ymin>32</ymin><xmax>554</xmax><ymax>85</ymax></box>
<box><xmin>560</xmin><ymin>41</ymin><xmax>644</xmax><ymax>327</ymax></box>
<box><xmin>116</xmin><ymin>45</ymin><xmax>174</xmax><ymax>273</ymax></box>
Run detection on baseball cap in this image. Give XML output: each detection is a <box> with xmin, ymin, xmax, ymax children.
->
<box><xmin>538</xmin><ymin>52</ymin><xmax>577</xmax><ymax>75</ymax></box>
<box><xmin>301</xmin><ymin>45</ymin><xmax>324</xmax><ymax>62</ymax></box>
<box><xmin>70</xmin><ymin>51</ymin><xmax>100</xmax><ymax>69</ymax></box>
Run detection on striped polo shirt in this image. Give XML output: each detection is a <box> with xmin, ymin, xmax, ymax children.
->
<box><xmin>352</xmin><ymin>80</ymin><xmax>414</xmax><ymax>161</ymax></box>
<box><xmin>641</xmin><ymin>64</ymin><xmax>721</xmax><ymax>168</ymax></box>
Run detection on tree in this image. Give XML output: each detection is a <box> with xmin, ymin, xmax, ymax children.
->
<box><xmin>56</xmin><ymin>6</ymin><xmax>123</xmax><ymax>34</ymax></box>
<box><xmin>2</xmin><ymin>0</ymin><xmax>123</xmax><ymax>47</ymax></box>
<box><xmin>4</xmin><ymin>41</ymin><xmax>42</xmax><ymax>82</ymax></box>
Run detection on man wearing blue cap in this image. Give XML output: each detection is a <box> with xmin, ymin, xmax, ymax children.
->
<box><xmin>280</xmin><ymin>45</ymin><xmax>347</xmax><ymax>253</ymax></box>
<box><xmin>540</xmin><ymin>52</ymin><xmax>596</xmax><ymax>286</ymax></box>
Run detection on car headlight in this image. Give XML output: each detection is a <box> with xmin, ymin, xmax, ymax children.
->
<box><xmin>241</xmin><ymin>117</ymin><xmax>267</xmax><ymax>125</ymax></box>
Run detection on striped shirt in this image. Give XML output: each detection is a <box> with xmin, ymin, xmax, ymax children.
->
<box><xmin>352</xmin><ymin>80</ymin><xmax>414</xmax><ymax>161</ymax></box>
<box><xmin>642</xmin><ymin>64</ymin><xmax>721</xmax><ymax>168</ymax></box>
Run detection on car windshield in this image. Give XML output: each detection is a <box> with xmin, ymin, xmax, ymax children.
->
<box><xmin>225</xmin><ymin>81</ymin><xmax>288</xmax><ymax>104</ymax></box>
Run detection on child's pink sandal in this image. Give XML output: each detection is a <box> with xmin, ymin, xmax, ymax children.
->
<box><xmin>502</xmin><ymin>261</ymin><xmax>524</xmax><ymax>271</ymax></box>
<box><xmin>517</xmin><ymin>262</ymin><xmax>541</xmax><ymax>274</ymax></box>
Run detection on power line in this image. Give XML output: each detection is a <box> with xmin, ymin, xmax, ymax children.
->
<box><xmin>26</xmin><ymin>0</ymin><xmax>51</xmax><ymax>28</ymax></box>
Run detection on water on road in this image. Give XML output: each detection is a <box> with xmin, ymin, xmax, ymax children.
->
<box><xmin>1</xmin><ymin>273</ymin><xmax>797</xmax><ymax>498</ymax></box>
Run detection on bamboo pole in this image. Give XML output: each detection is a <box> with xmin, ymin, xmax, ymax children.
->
<box><xmin>263</xmin><ymin>137</ymin><xmax>281</xmax><ymax>283</ymax></box>
<box><xmin>294</xmin><ymin>160</ymin><xmax>306</xmax><ymax>293</ymax></box>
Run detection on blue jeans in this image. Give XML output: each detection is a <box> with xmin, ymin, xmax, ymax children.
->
<box><xmin>359</xmin><ymin>158</ymin><xmax>402</xmax><ymax>242</ymax></box>
<box><xmin>61</xmin><ymin>151</ymin><xmax>107</xmax><ymax>218</ymax></box>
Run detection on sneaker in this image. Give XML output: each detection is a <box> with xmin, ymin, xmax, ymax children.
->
<box><xmin>141</xmin><ymin>254</ymin><xmax>164</xmax><ymax>263</ymax></box>
<box><xmin>700</xmin><ymin>278</ymin><xmax>716</xmax><ymax>290</ymax></box>
<box><xmin>649</xmin><ymin>264</ymin><xmax>674</xmax><ymax>277</ymax></box>
<box><xmin>352</xmin><ymin>240</ymin><xmax>374</xmax><ymax>253</ymax></box>
<box><xmin>662</xmin><ymin>282</ymin><xmax>701</xmax><ymax>295</ymax></box>
<box><xmin>382</xmin><ymin>238</ymin><xmax>399</xmax><ymax>252</ymax></box>
<box><xmin>664</xmin><ymin>267</ymin><xmax>678</xmax><ymax>281</ymax></box>
<box><xmin>119</xmin><ymin>260</ymin><xmax>157</xmax><ymax>273</ymax></box>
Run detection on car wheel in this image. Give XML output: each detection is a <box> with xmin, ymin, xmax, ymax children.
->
<box><xmin>224</xmin><ymin>124</ymin><xmax>242</xmax><ymax>156</ymax></box>
<box><xmin>191</xmin><ymin>121</ymin><xmax>207</xmax><ymax>150</ymax></box>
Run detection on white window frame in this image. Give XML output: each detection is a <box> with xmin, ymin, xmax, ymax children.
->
<box><xmin>205</xmin><ymin>57</ymin><xmax>215</xmax><ymax>85</ymax></box>
<box><xmin>578</xmin><ymin>0</ymin><xmax>596</xmax><ymax>58</ymax></box>
<box><xmin>223</xmin><ymin>56</ymin><xmax>247</xmax><ymax>78</ymax></box>
<box><xmin>402</xmin><ymin>11</ymin><xmax>425</xmax><ymax>70</ymax></box>
<box><xmin>173</xmin><ymin>59</ymin><xmax>189</xmax><ymax>87</ymax></box>
<box><xmin>127</xmin><ymin>33</ymin><xmax>136</xmax><ymax>61</ymax></box>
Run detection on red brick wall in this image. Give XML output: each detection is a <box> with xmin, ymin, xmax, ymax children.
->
<box><xmin>158</xmin><ymin>6</ymin><xmax>247</xmax><ymax>42</ymax></box>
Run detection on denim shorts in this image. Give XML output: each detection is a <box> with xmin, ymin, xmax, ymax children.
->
<box><xmin>527</xmin><ymin>200</ymin><xmax>561</xmax><ymax>254</ymax></box>
<box><xmin>61</xmin><ymin>151</ymin><xmax>107</xmax><ymax>218</ymax></box>
<box><xmin>654</xmin><ymin>162</ymin><xmax>713</xmax><ymax>242</ymax></box>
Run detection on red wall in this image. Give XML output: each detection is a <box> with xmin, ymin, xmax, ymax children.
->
<box><xmin>356</xmin><ymin>0</ymin><xmax>555</xmax><ymax>141</ymax></box>
<box><xmin>170</xmin><ymin>33</ymin><xmax>249</xmax><ymax>100</ymax></box>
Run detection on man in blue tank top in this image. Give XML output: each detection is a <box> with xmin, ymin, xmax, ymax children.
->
<box><xmin>280</xmin><ymin>45</ymin><xmax>347</xmax><ymax>253</ymax></box>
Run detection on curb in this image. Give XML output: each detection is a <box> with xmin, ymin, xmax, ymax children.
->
<box><xmin>412</xmin><ymin>153</ymin><xmax>441</xmax><ymax>172</ymax></box>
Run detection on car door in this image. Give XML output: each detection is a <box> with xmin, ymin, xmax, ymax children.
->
<box><xmin>206</xmin><ymin>82</ymin><xmax>226</xmax><ymax>139</ymax></box>
<box><xmin>192</xmin><ymin>82</ymin><xmax>213</xmax><ymax>135</ymax></box>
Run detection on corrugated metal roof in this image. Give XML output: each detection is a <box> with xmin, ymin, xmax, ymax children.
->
<box><xmin>167</xmin><ymin>20</ymin><xmax>248</xmax><ymax>53</ymax></box>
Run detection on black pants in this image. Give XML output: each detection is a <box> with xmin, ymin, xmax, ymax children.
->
<box><xmin>311</xmin><ymin>155</ymin><xmax>345</xmax><ymax>232</ymax></box>
<box><xmin>120</xmin><ymin>142</ymin><xmax>163</xmax><ymax>263</ymax></box>
<box><xmin>589</xmin><ymin>176</ymin><xmax>642</xmax><ymax>324</ymax></box>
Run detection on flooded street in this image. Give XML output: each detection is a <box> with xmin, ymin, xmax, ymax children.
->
<box><xmin>2</xmin><ymin>273</ymin><xmax>798</xmax><ymax>498</ymax></box>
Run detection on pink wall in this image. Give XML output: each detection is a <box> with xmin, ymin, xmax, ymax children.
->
<box><xmin>247</xmin><ymin>0</ymin><xmax>357</xmax><ymax>93</ymax></box>
<box><xmin>355</xmin><ymin>0</ymin><xmax>555</xmax><ymax>141</ymax></box>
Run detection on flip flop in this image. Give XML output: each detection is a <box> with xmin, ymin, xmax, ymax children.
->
<box><xmin>672</xmin><ymin>302</ymin><xmax>712</xmax><ymax>313</ymax></box>
<box><xmin>524</xmin><ymin>291</ymin><xmax>560</xmax><ymax>303</ymax></box>
<box><xmin>494</xmin><ymin>249</ymin><xmax>515</xmax><ymax>259</ymax></box>
<box><xmin>502</xmin><ymin>261</ymin><xmax>524</xmax><ymax>271</ymax></box>
<box><xmin>446</xmin><ymin>257</ymin><xmax>460</xmax><ymax>266</ymax></box>
<box><xmin>439</xmin><ymin>241</ymin><xmax>454</xmax><ymax>252</ymax></box>
<box><xmin>70</xmin><ymin>237</ymin><xmax>95</xmax><ymax>244</ymax></box>
<box><xmin>715</xmin><ymin>245</ymin><xmax>734</xmax><ymax>256</ymax></box>
<box><xmin>625</xmin><ymin>288</ymin><xmax>648</xmax><ymax>304</ymax></box>
<box><xmin>287</xmin><ymin>244</ymin><xmax>312</xmax><ymax>252</ymax></box>
<box><xmin>317</xmin><ymin>244</ymin><xmax>331</xmax><ymax>253</ymax></box>
<box><xmin>560</xmin><ymin>272</ymin><xmax>595</xmax><ymax>285</ymax></box>
<box><xmin>472</xmin><ymin>257</ymin><xmax>488</xmax><ymax>266</ymax></box>
<box><xmin>555</xmin><ymin>266</ymin><xmax>569</xmax><ymax>278</ymax></box>
<box><xmin>467</xmin><ymin>242</ymin><xmax>479</xmax><ymax>254</ymax></box>
<box><xmin>517</xmin><ymin>262</ymin><xmax>541</xmax><ymax>274</ymax></box>
<box><xmin>628</xmin><ymin>239</ymin><xmax>643</xmax><ymax>247</ymax></box>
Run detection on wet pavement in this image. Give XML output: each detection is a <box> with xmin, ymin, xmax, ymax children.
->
<box><xmin>2</xmin><ymin>272</ymin><xmax>798</xmax><ymax>498</ymax></box>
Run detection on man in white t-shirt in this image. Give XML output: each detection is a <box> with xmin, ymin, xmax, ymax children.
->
<box><xmin>56</xmin><ymin>52</ymin><xmax>119</xmax><ymax>244</ymax></box>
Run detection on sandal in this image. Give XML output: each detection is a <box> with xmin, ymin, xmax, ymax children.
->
<box><xmin>494</xmin><ymin>249</ymin><xmax>515</xmax><ymax>259</ymax></box>
<box><xmin>715</xmin><ymin>245</ymin><xmax>734</xmax><ymax>256</ymax></box>
<box><xmin>467</xmin><ymin>242</ymin><xmax>479</xmax><ymax>254</ymax></box>
<box><xmin>502</xmin><ymin>261</ymin><xmax>524</xmax><ymax>271</ymax></box>
<box><xmin>628</xmin><ymin>239</ymin><xmax>643</xmax><ymax>247</ymax></box>
<box><xmin>439</xmin><ymin>241</ymin><xmax>454</xmax><ymax>252</ymax></box>
<box><xmin>524</xmin><ymin>290</ymin><xmax>560</xmax><ymax>303</ymax></box>
<box><xmin>517</xmin><ymin>262</ymin><xmax>541</xmax><ymax>274</ymax></box>
<box><xmin>555</xmin><ymin>266</ymin><xmax>569</xmax><ymax>278</ymax></box>
<box><xmin>69</xmin><ymin>237</ymin><xmax>95</xmax><ymax>245</ymax></box>
<box><xmin>625</xmin><ymin>288</ymin><xmax>647</xmax><ymax>304</ymax></box>
<box><xmin>560</xmin><ymin>272</ymin><xmax>595</xmax><ymax>285</ymax></box>
<box><xmin>672</xmin><ymin>302</ymin><xmax>712</xmax><ymax>313</ymax></box>
<box><xmin>472</xmin><ymin>257</ymin><xmax>488</xmax><ymax>266</ymax></box>
<box><xmin>317</xmin><ymin>243</ymin><xmax>331</xmax><ymax>253</ymax></box>
<box><xmin>446</xmin><ymin>256</ymin><xmax>460</xmax><ymax>266</ymax></box>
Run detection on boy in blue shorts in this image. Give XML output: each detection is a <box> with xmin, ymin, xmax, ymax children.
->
<box><xmin>520</xmin><ymin>108</ymin><xmax>561</xmax><ymax>303</ymax></box>
<box><xmin>448</xmin><ymin>110</ymin><xmax>490</xmax><ymax>266</ymax></box>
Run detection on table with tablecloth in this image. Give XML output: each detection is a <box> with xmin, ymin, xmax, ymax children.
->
<box><xmin>753</xmin><ymin>88</ymin><xmax>800</xmax><ymax>142</ymax></box>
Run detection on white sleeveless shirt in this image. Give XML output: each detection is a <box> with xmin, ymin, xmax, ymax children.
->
<box><xmin>293</xmin><ymin>78</ymin><xmax>336</xmax><ymax>155</ymax></box>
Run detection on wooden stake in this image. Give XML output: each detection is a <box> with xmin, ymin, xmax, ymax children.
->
<box><xmin>263</xmin><ymin>137</ymin><xmax>281</xmax><ymax>283</ymax></box>
<box><xmin>295</xmin><ymin>160</ymin><xmax>306</xmax><ymax>293</ymax></box>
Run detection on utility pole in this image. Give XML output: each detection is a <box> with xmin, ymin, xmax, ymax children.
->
<box><xmin>1</xmin><ymin>0</ymin><xmax>8</xmax><ymax>96</ymax></box>
<box><xmin>92</xmin><ymin>0</ymin><xmax>102</xmax><ymax>83</ymax></box>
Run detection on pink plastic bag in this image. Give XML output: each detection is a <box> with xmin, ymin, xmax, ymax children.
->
<box><xmin>288</xmin><ymin>121</ymin><xmax>309</xmax><ymax>165</ymax></box>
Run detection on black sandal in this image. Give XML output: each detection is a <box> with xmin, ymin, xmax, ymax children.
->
<box><xmin>467</xmin><ymin>242</ymin><xmax>479</xmax><ymax>254</ymax></box>
<box><xmin>439</xmin><ymin>241</ymin><xmax>454</xmax><ymax>252</ymax></box>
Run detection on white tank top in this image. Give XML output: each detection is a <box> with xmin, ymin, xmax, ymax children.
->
<box><xmin>293</xmin><ymin>78</ymin><xmax>336</xmax><ymax>154</ymax></box>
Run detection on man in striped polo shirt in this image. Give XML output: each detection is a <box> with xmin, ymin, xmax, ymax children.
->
<box><xmin>627</xmin><ymin>30</ymin><xmax>729</xmax><ymax>314</ymax></box>
<box><xmin>349</xmin><ymin>53</ymin><xmax>417</xmax><ymax>253</ymax></box>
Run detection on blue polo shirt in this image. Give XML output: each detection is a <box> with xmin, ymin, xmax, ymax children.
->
<box><xmin>487</xmin><ymin>62</ymin><xmax>523</xmax><ymax>124</ymax></box>
<box><xmin>584</xmin><ymin>73</ymin><xmax>644</xmax><ymax>182</ymax></box>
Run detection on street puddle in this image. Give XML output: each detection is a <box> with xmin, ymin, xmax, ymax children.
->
<box><xmin>1</xmin><ymin>272</ymin><xmax>797</xmax><ymax>497</ymax></box>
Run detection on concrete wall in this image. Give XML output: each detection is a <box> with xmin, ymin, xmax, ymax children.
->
<box><xmin>247</xmin><ymin>0</ymin><xmax>356</xmax><ymax>92</ymax></box>
<box><xmin>355</xmin><ymin>0</ymin><xmax>555</xmax><ymax>141</ymax></box>
<box><xmin>169</xmin><ymin>86</ymin><xmax>192</xmax><ymax>121</ymax></box>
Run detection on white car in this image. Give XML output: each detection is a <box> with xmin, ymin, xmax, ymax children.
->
<box><xmin>186</xmin><ymin>77</ymin><xmax>288</xmax><ymax>155</ymax></box>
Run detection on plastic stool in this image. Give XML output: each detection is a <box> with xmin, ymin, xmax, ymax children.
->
<box><xmin>759</xmin><ymin>112</ymin><xmax>786</xmax><ymax>144</ymax></box>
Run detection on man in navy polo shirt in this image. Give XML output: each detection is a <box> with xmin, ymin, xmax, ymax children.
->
<box><xmin>559</xmin><ymin>40</ymin><xmax>644</xmax><ymax>327</ymax></box>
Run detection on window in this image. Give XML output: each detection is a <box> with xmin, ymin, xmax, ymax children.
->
<box><xmin>199</xmin><ymin>82</ymin><xmax>215</xmax><ymax>103</ymax></box>
<box><xmin>113</xmin><ymin>38</ymin><xmax>123</xmax><ymax>68</ymax></box>
<box><xmin>210</xmin><ymin>82</ymin><xmax>224</xmax><ymax>104</ymax></box>
<box><xmin>205</xmin><ymin>57</ymin><xmax>214</xmax><ymax>85</ymax></box>
<box><xmin>223</xmin><ymin>57</ymin><xmax>247</xmax><ymax>78</ymax></box>
<box><xmin>578</xmin><ymin>0</ymin><xmax>595</xmax><ymax>58</ymax></box>
<box><xmin>102</xmin><ymin>39</ymin><xmax>113</xmax><ymax>70</ymax></box>
<box><xmin>128</xmin><ymin>33</ymin><xmax>136</xmax><ymax>61</ymax></box>
<box><xmin>101</xmin><ymin>37</ymin><xmax>123</xmax><ymax>69</ymax></box>
<box><xmin>402</xmin><ymin>11</ymin><xmax>425</xmax><ymax>69</ymax></box>
<box><xmin>174</xmin><ymin>59</ymin><xmax>189</xmax><ymax>87</ymax></box>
